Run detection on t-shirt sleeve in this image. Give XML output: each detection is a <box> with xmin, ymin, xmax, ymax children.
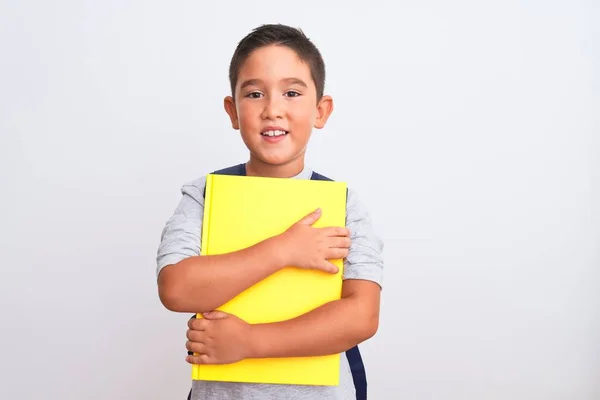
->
<box><xmin>156</xmin><ymin>177</ymin><xmax>206</xmax><ymax>279</ymax></box>
<box><xmin>343</xmin><ymin>188</ymin><xmax>384</xmax><ymax>288</ymax></box>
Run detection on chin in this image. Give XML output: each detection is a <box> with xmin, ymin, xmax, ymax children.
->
<box><xmin>261</xmin><ymin>157</ymin><xmax>293</xmax><ymax>166</ymax></box>
<box><xmin>255</xmin><ymin>152</ymin><xmax>296</xmax><ymax>165</ymax></box>
<box><xmin>257</xmin><ymin>153</ymin><xmax>299</xmax><ymax>166</ymax></box>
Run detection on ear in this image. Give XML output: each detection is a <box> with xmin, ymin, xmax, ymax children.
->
<box><xmin>314</xmin><ymin>95</ymin><xmax>334</xmax><ymax>129</ymax></box>
<box><xmin>224</xmin><ymin>96</ymin><xmax>239</xmax><ymax>130</ymax></box>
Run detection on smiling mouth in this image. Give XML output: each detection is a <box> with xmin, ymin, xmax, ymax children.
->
<box><xmin>261</xmin><ymin>129</ymin><xmax>289</xmax><ymax>137</ymax></box>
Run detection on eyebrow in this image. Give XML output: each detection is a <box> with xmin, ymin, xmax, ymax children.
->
<box><xmin>282</xmin><ymin>78</ymin><xmax>308</xmax><ymax>88</ymax></box>
<box><xmin>239</xmin><ymin>77</ymin><xmax>308</xmax><ymax>90</ymax></box>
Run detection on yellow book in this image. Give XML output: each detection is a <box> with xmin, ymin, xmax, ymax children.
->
<box><xmin>192</xmin><ymin>173</ymin><xmax>347</xmax><ymax>386</ymax></box>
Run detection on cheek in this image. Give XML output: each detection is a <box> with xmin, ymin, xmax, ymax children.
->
<box><xmin>289</xmin><ymin>104</ymin><xmax>316</xmax><ymax>127</ymax></box>
<box><xmin>237</xmin><ymin>103</ymin><xmax>258</xmax><ymax>127</ymax></box>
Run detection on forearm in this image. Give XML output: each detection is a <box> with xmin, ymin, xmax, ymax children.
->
<box><xmin>248</xmin><ymin>288</ymin><xmax>379</xmax><ymax>358</ymax></box>
<box><xmin>158</xmin><ymin>236</ymin><xmax>285</xmax><ymax>313</ymax></box>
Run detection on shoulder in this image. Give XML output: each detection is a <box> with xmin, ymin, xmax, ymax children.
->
<box><xmin>179</xmin><ymin>163</ymin><xmax>246</xmax><ymax>201</ymax></box>
<box><xmin>345</xmin><ymin>186</ymin><xmax>361</xmax><ymax>208</ymax></box>
<box><xmin>345</xmin><ymin>186</ymin><xmax>377</xmax><ymax>234</ymax></box>
<box><xmin>179</xmin><ymin>175</ymin><xmax>208</xmax><ymax>204</ymax></box>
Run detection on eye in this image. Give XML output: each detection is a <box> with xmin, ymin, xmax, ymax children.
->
<box><xmin>284</xmin><ymin>90</ymin><xmax>301</xmax><ymax>98</ymax></box>
<box><xmin>245</xmin><ymin>91</ymin><xmax>263</xmax><ymax>99</ymax></box>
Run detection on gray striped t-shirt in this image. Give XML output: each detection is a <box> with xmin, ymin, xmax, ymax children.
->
<box><xmin>156</xmin><ymin>165</ymin><xmax>384</xmax><ymax>400</ymax></box>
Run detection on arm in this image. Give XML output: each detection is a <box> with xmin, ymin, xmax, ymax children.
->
<box><xmin>158</xmin><ymin>237</ymin><xmax>286</xmax><ymax>313</ymax></box>
<box><xmin>244</xmin><ymin>188</ymin><xmax>383</xmax><ymax>357</ymax></box>
<box><xmin>249</xmin><ymin>279</ymin><xmax>380</xmax><ymax>358</ymax></box>
<box><xmin>188</xmin><ymin>279</ymin><xmax>381</xmax><ymax>364</ymax></box>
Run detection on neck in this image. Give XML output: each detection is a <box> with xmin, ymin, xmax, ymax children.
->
<box><xmin>246</xmin><ymin>155</ymin><xmax>305</xmax><ymax>178</ymax></box>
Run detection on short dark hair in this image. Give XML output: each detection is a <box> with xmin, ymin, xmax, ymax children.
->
<box><xmin>228</xmin><ymin>24</ymin><xmax>326</xmax><ymax>100</ymax></box>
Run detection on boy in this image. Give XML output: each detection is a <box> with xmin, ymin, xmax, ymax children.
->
<box><xmin>156</xmin><ymin>24</ymin><xmax>384</xmax><ymax>400</ymax></box>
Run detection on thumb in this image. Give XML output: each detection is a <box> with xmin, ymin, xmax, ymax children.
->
<box><xmin>202</xmin><ymin>311</ymin><xmax>229</xmax><ymax>320</ymax></box>
<box><xmin>297</xmin><ymin>208</ymin><xmax>322</xmax><ymax>226</ymax></box>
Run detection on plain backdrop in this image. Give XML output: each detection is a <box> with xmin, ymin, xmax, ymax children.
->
<box><xmin>1</xmin><ymin>1</ymin><xmax>598</xmax><ymax>399</ymax></box>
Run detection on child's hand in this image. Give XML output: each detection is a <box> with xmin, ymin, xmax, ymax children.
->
<box><xmin>277</xmin><ymin>208</ymin><xmax>350</xmax><ymax>274</ymax></box>
<box><xmin>185</xmin><ymin>311</ymin><xmax>251</xmax><ymax>365</ymax></box>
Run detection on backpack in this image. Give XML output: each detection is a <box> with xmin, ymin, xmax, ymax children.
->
<box><xmin>186</xmin><ymin>163</ymin><xmax>367</xmax><ymax>400</ymax></box>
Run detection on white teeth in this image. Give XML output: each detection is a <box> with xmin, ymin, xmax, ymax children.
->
<box><xmin>262</xmin><ymin>130</ymin><xmax>287</xmax><ymax>137</ymax></box>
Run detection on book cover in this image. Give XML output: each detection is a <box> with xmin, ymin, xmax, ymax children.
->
<box><xmin>192</xmin><ymin>173</ymin><xmax>347</xmax><ymax>385</ymax></box>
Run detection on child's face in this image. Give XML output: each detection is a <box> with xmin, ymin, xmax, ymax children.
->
<box><xmin>224</xmin><ymin>45</ymin><xmax>333</xmax><ymax>174</ymax></box>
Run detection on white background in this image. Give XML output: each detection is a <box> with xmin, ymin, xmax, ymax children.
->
<box><xmin>1</xmin><ymin>1</ymin><xmax>598</xmax><ymax>399</ymax></box>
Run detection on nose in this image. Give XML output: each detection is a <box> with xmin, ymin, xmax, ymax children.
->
<box><xmin>260</xmin><ymin>95</ymin><xmax>284</xmax><ymax>120</ymax></box>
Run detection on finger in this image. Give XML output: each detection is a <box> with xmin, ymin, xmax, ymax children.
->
<box><xmin>188</xmin><ymin>318</ymin><xmax>208</xmax><ymax>331</ymax></box>
<box><xmin>186</xmin><ymin>354</ymin><xmax>212</xmax><ymax>365</ymax></box>
<box><xmin>186</xmin><ymin>328</ymin><xmax>206</xmax><ymax>342</ymax></box>
<box><xmin>327</xmin><ymin>247</ymin><xmax>349</xmax><ymax>260</ymax></box>
<box><xmin>319</xmin><ymin>260</ymin><xmax>339</xmax><ymax>274</ymax></box>
<box><xmin>322</xmin><ymin>226</ymin><xmax>350</xmax><ymax>237</ymax></box>
<box><xmin>186</xmin><ymin>340</ymin><xmax>207</xmax><ymax>354</ymax></box>
<box><xmin>202</xmin><ymin>310</ymin><xmax>229</xmax><ymax>320</ymax></box>
<box><xmin>328</xmin><ymin>236</ymin><xmax>351</xmax><ymax>249</ymax></box>
<box><xmin>296</xmin><ymin>208</ymin><xmax>322</xmax><ymax>225</ymax></box>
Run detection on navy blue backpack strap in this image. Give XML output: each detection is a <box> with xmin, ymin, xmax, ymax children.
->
<box><xmin>212</xmin><ymin>163</ymin><xmax>247</xmax><ymax>176</ymax></box>
<box><xmin>310</xmin><ymin>171</ymin><xmax>333</xmax><ymax>181</ymax></box>
<box><xmin>345</xmin><ymin>345</ymin><xmax>367</xmax><ymax>400</ymax></box>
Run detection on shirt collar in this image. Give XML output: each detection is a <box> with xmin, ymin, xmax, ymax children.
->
<box><xmin>291</xmin><ymin>164</ymin><xmax>313</xmax><ymax>180</ymax></box>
